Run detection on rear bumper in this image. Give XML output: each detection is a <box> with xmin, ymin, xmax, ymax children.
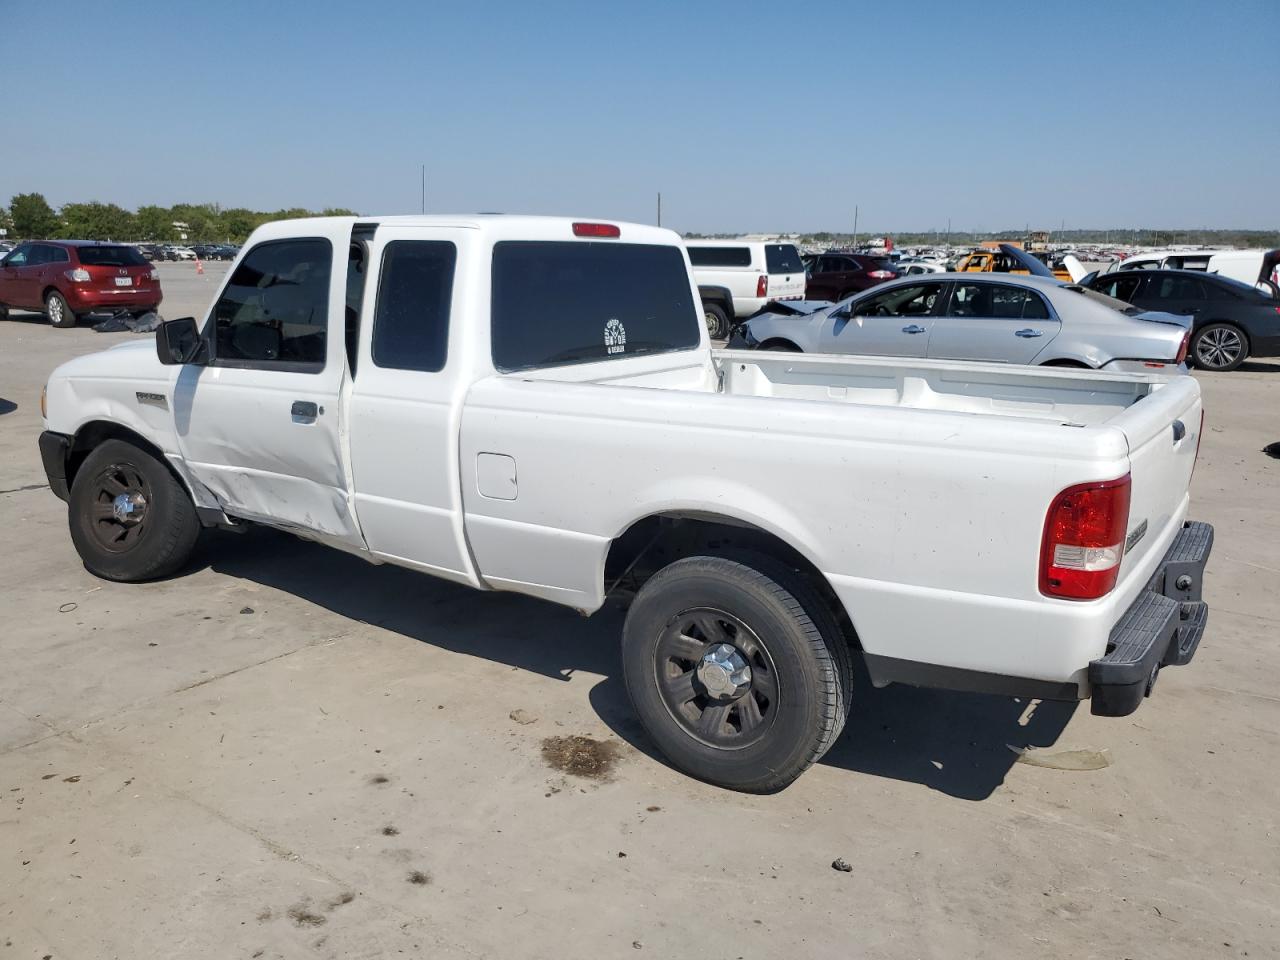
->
<box><xmin>38</xmin><ymin>430</ymin><xmax>72</xmax><ymax>501</ymax></box>
<box><xmin>1089</xmin><ymin>520</ymin><xmax>1214</xmax><ymax>716</ymax></box>
<box><xmin>66</xmin><ymin>285</ymin><xmax>163</xmax><ymax>312</ymax></box>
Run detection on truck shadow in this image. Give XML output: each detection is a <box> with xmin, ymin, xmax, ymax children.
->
<box><xmin>202</xmin><ymin>527</ymin><xmax>1074</xmax><ymax>802</ymax></box>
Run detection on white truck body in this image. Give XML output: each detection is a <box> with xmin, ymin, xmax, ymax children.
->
<box><xmin>685</xmin><ymin>239</ymin><xmax>806</xmax><ymax>318</ymax></box>
<box><xmin>39</xmin><ymin>215</ymin><xmax>1213</xmax><ymax>789</ymax></box>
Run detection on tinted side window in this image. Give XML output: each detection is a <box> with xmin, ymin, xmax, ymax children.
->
<box><xmin>492</xmin><ymin>241</ymin><xmax>699</xmax><ymax>371</ymax></box>
<box><xmin>212</xmin><ymin>239</ymin><xmax>331</xmax><ymax>367</ymax></box>
<box><xmin>1097</xmin><ymin>275</ymin><xmax>1141</xmax><ymax>302</ymax></box>
<box><xmin>49</xmin><ymin>246</ymin><xmax>69</xmax><ymax>263</ymax></box>
<box><xmin>1152</xmin><ymin>276</ymin><xmax>1207</xmax><ymax>300</ymax></box>
<box><xmin>2</xmin><ymin>244</ymin><xmax>30</xmax><ymax>266</ymax></box>
<box><xmin>765</xmin><ymin>244</ymin><xmax>803</xmax><ymax>273</ymax></box>
<box><xmin>853</xmin><ymin>283</ymin><xmax>941</xmax><ymax>316</ymax></box>
<box><xmin>686</xmin><ymin>246</ymin><xmax>753</xmax><ymax>268</ymax></box>
<box><xmin>28</xmin><ymin>245</ymin><xmax>51</xmax><ymax>266</ymax></box>
<box><xmin>372</xmin><ymin>240</ymin><xmax>456</xmax><ymax>373</ymax></box>
<box><xmin>987</xmin><ymin>284</ymin><xmax>1044</xmax><ymax>318</ymax></box>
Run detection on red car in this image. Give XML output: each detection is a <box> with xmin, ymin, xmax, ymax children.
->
<box><xmin>0</xmin><ymin>240</ymin><xmax>163</xmax><ymax>328</ymax></box>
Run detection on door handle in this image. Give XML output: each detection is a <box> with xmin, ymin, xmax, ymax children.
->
<box><xmin>901</xmin><ymin>324</ymin><xmax>927</xmax><ymax>334</ymax></box>
<box><xmin>291</xmin><ymin>400</ymin><xmax>318</xmax><ymax>419</ymax></box>
<box><xmin>1015</xmin><ymin>328</ymin><xmax>1044</xmax><ymax>338</ymax></box>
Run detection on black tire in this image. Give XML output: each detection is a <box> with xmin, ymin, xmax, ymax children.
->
<box><xmin>622</xmin><ymin>554</ymin><xmax>853</xmax><ymax>792</ymax></box>
<box><xmin>0</xmin><ymin>302</ymin><xmax>8</xmax><ymax>321</ymax></box>
<box><xmin>68</xmin><ymin>439</ymin><xmax>200</xmax><ymax>582</ymax></box>
<box><xmin>762</xmin><ymin>341</ymin><xmax>801</xmax><ymax>352</ymax></box>
<box><xmin>1190</xmin><ymin>323</ymin><xmax>1249</xmax><ymax>372</ymax></box>
<box><xmin>45</xmin><ymin>290</ymin><xmax>76</xmax><ymax>328</ymax></box>
<box><xmin>703</xmin><ymin>303</ymin><xmax>730</xmax><ymax>340</ymax></box>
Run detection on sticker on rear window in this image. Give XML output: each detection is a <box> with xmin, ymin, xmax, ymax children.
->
<box><xmin>605</xmin><ymin>318</ymin><xmax>626</xmax><ymax>355</ymax></box>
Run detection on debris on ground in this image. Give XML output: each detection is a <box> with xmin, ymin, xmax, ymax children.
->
<box><xmin>239</xmin><ymin>606</ymin><xmax>254</xmax><ymax>615</ymax></box>
<box><xmin>831</xmin><ymin>858</ymin><xmax>853</xmax><ymax>873</ymax></box>
<box><xmin>92</xmin><ymin>310</ymin><xmax>163</xmax><ymax>334</ymax></box>
<box><xmin>509</xmin><ymin>709</ymin><xmax>537</xmax><ymax>725</ymax></box>
<box><xmin>1008</xmin><ymin>745</ymin><xmax>1113</xmax><ymax>771</ymax></box>
<box><xmin>540</xmin><ymin>735</ymin><xmax>622</xmax><ymax>780</ymax></box>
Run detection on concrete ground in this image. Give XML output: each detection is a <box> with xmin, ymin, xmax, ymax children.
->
<box><xmin>1</xmin><ymin>261</ymin><xmax>1277</xmax><ymax>959</ymax></box>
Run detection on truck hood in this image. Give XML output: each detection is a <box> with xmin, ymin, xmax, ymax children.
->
<box><xmin>50</xmin><ymin>336</ymin><xmax>167</xmax><ymax>383</ymax></box>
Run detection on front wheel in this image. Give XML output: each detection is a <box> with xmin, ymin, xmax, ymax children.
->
<box><xmin>68</xmin><ymin>439</ymin><xmax>200</xmax><ymax>581</ymax></box>
<box><xmin>45</xmin><ymin>291</ymin><xmax>76</xmax><ymax>328</ymax></box>
<box><xmin>703</xmin><ymin>303</ymin><xmax>730</xmax><ymax>340</ymax></box>
<box><xmin>622</xmin><ymin>554</ymin><xmax>853</xmax><ymax>792</ymax></box>
<box><xmin>1191</xmin><ymin>323</ymin><xmax>1248</xmax><ymax>371</ymax></box>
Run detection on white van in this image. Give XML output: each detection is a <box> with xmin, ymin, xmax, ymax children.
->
<box><xmin>685</xmin><ymin>240</ymin><xmax>806</xmax><ymax>338</ymax></box>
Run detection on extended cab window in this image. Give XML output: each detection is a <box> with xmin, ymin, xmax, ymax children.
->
<box><xmin>372</xmin><ymin>240</ymin><xmax>456</xmax><ymax>372</ymax></box>
<box><xmin>686</xmin><ymin>246</ymin><xmax>753</xmax><ymax>268</ymax></box>
<box><xmin>211</xmin><ymin>238</ymin><xmax>331</xmax><ymax>368</ymax></box>
<box><xmin>491</xmin><ymin>241</ymin><xmax>700</xmax><ymax>371</ymax></box>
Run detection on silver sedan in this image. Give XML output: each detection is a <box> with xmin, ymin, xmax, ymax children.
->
<box><xmin>729</xmin><ymin>272</ymin><xmax>1192</xmax><ymax>372</ymax></box>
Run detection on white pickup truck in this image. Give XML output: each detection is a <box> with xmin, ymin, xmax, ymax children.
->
<box><xmin>38</xmin><ymin>215</ymin><xmax>1213</xmax><ymax>792</ymax></box>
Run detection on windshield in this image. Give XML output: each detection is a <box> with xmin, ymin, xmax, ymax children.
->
<box><xmin>491</xmin><ymin>241</ymin><xmax>700</xmax><ymax>372</ymax></box>
<box><xmin>1066</xmin><ymin>285</ymin><xmax>1140</xmax><ymax>314</ymax></box>
<box><xmin>78</xmin><ymin>245</ymin><xmax>148</xmax><ymax>267</ymax></box>
<box><xmin>765</xmin><ymin>244</ymin><xmax>803</xmax><ymax>273</ymax></box>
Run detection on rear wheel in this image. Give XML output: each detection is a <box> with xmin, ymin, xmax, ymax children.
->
<box><xmin>1191</xmin><ymin>323</ymin><xmax>1248</xmax><ymax>371</ymax></box>
<box><xmin>45</xmin><ymin>291</ymin><xmax>76</xmax><ymax>328</ymax></box>
<box><xmin>622</xmin><ymin>554</ymin><xmax>853</xmax><ymax>792</ymax></box>
<box><xmin>762</xmin><ymin>341</ymin><xmax>801</xmax><ymax>352</ymax></box>
<box><xmin>703</xmin><ymin>303</ymin><xmax>730</xmax><ymax>340</ymax></box>
<box><xmin>68</xmin><ymin>439</ymin><xmax>200</xmax><ymax>582</ymax></box>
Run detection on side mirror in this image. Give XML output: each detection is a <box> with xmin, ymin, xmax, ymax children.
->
<box><xmin>156</xmin><ymin>317</ymin><xmax>207</xmax><ymax>365</ymax></box>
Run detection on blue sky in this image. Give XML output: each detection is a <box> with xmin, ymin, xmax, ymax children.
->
<box><xmin>2</xmin><ymin>0</ymin><xmax>1277</xmax><ymax>233</ymax></box>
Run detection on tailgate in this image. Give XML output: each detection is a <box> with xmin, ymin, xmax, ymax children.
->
<box><xmin>1114</xmin><ymin>378</ymin><xmax>1202</xmax><ymax>582</ymax></box>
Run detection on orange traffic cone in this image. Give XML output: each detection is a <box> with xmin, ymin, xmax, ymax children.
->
<box><xmin>195</xmin><ymin>257</ymin><xmax>204</xmax><ymax>275</ymax></box>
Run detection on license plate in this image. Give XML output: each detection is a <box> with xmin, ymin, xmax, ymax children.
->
<box><xmin>114</xmin><ymin>277</ymin><xmax>133</xmax><ymax>287</ymax></box>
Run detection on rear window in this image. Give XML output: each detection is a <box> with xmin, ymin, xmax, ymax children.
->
<box><xmin>491</xmin><ymin>241</ymin><xmax>700</xmax><ymax>372</ymax></box>
<box><xmin>686</xmin><ymin>246</ymin><xmax>753</xmax><ymax>268</ymax></box>
<box><xmin>77</xmin><ymin>245</ymin><xmax>148</xmax><ymax>267</ymax></box>
<box><xmin>765</xmin><ymin>244</ymin><xmax>803</xmax><ymax>273</ymax></box>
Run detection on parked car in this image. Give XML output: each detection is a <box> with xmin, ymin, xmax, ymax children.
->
<box><xmin>685</xmin><ymin>240</ymin><xmax>806</xmax><ymax>338</ymax></box>
<box><xmin>38</xmin><ymin>214</ymin><xmax>1212</xmax><ymax>791</ymax></box>
<box><xmin>212</xmin><ymin>244</ymin><xmax>241</xmax><ymax>261</ymax></box>
<box><xmin>1100</xmin><ymin>249</ymin><xmax>1228</xmax><ymax>274</ymax></box>
<box><xmin>0</xmin><ymin>240</ymin><xmax>162</xmax><ymax>327</ymax></box>
<box><xmin>731</xmin><ymin>273</ymin><xmax>1191</xmax><ymax>371</ymax></box>
<box><xmin>955</xmin><ymin>247</ymin><xmax>1073</xmax><ymax>282</ymax></box>
<box><xmin>896</xmin><ymin>261</ymin><xmax>946</xmax><ymax>276</ymax></box>
<box><xmin>169</xmin><ymin>246</ymin><xmax>197</xmax><ymax>261</ymax></box>
<box><xmin>803</xmin><ymin>252</ymin><xmax>897</xmax><ymax>301</ymax></box>
<box><xmin>190</xmin><ymin>244</ymin><xmax>217</xmax><ymax>260</ymax></box>
<box><xmin>136</xmin><ymin>244</ymin><xmax>161</xmax><ymax>261</ymax></box>
<box><xmin>1085</xmin><ymin>269</ymin><xmax>1280</xmax><ymax>371</ymax></box>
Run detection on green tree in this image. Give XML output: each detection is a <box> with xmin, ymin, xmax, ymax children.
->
<box><xmin>9</xmin><ymin>192</ymin><xmax>59</xmax><ymax>238</ymax></box>
<box><xmin>134</xmin><ymin>205</ymin><xmax>175</xmax><ymax>241</ymax></box>
<box><xmin>58</xmin><ymin>202</ymin><xmax>136</xmax><ymax>240</ymax></box>
<box><xmin>0</xmin><ymin>205</ymin><xmax>12</xmax><ymax>238</ymax></box>
<box><xmin>216</xmin><ymin>208</ymin><xmax>262</xmax><ymax>242</ymax></box>
<box><xmin>169</xmin><ymin>202</ymin><xmax>220</xmax><ymax>240</ymax></box>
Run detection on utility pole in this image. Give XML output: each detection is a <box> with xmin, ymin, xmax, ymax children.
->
<box><xmin>946</xmin><ymin>217</ymin><xmax>951</xmax><ymax>251</ymax></box>
<box><xmin>657</xmin><ymin>192</ymin><xmax>662</xmax><ymax>227</ymax></box>
<box><xmin>421</xmin><ymin>164</ymin><xmax>426</xmax><ymax>215</ymax></box>
<box><xmin>852</xmin><ymin>205</ymin><xmax>858</xmax><ymax>250</ymax></box>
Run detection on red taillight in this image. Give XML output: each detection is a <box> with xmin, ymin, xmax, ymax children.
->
<box><xmin>1176</xmin><ymin>330</ymin><xmax>1190</xmax><ymax>364</ymax></box>
<box><xmin>1040</xmin><ymin>474</ymin><xmax>1132</xmax><ymax>600</ymax></box>
<box><xmin>756</xmin><ymin>274</ymin><xmax>768</xmax><ymax>298</ymax></box>
<box><xmin>572</xmin><ymin>222</ymin><xmax>620</xmax><ymax>238</ymax></box>
<box><xmin>65</xmin><ymin>268</ymin><xmax>91</xmax><ymax>283</ymax></box>
<box><xmin>867</xmin><ymin>270</ymin><xmax>896</xmax><ymax>280</ymax></box>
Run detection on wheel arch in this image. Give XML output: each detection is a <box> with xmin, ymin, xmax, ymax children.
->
<box><xmin>698</xmin><ymin>284</ymin><xmax>734</xmax><ymax>315</ymax></box>
<box><xmin>603</xmin><ymin>511</ymin><xmax>860</xmax><ymax>650</ymax></box>
<box><xmin>759</xmin><ymin>338</ymin><xmax>802</xmax><ymax>352</ymax></box>
<box><xmin>65</xmin><ymin>420</ymin><xmax>199</xmax><ymax>509</ymax></box>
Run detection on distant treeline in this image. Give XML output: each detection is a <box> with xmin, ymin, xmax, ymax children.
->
<box><xmin>2</xmin><ymin>193</ymin><xmax>359</xmax><ymax>244</ymax></box>
<box><xmin>689</xmin><ymin>228</ymin><xmax>1280</xmax><ymax>249</ymax></box>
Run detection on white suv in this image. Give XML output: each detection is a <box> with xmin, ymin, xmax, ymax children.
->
<box><xmin>685</xmin><ymin>240</ymin><xmax>806</xmax><ymax>338</ymax></box>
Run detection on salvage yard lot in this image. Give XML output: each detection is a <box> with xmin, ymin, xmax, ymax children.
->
<box><xmin>1</xmin><ymin>262</ymin><xmax>1278</xmax><ymax>959</ymax></box>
